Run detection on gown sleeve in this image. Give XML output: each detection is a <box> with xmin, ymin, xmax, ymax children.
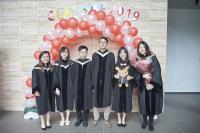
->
<box><xmin>150</xmin><ymin>55</ymin><xmax>163</xmax><ymax>90</ymax></box>
<box><xmin>129</xmin><ymin>65</ymin><xmax>140</xmax><ymax>88</ymax></box>
<box><xmin>110</xmin><ymin>53</ymin><xmax>115</xmax><ymax>78</ymax></box>
<box><xmin>52</xmin><ymin>64</ymin><xmax>60</xmax><ymax>91</ymax></box>
<box><xmin>91</xmin><ymin>53</ymin><xmax>96</xmax><ymax>89</ymax></box>
<box><xmin>32</xmin><ymin>68</ymin><xmax>40</xmax><ymax>94</ymax></box>
<box><xmin>112</xmin><ymin>65</ymin><xmax>118</xmax><ymax>87</ymax></box>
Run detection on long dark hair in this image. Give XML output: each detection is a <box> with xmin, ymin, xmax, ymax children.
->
<box><xmin>116</xmin><ymin>47</ymin><xmax>130</xmax><ymax>65</ymax></box>
<box><xmin>38</xmin><ymin>51</ymin><xmax>52</xmax><ymax>69</ymax></box>
<box><xmin>137</xmin><ymin>41</ymin><xmax>152</xmax><ymax>58</ymax></box>
<box><xmin>59</xmin><ymin>46</ymin><xmax>70</xmax><ymax>63</ymax></box>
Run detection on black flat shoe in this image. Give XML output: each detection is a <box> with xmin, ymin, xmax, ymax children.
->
<box><xmin>74</xmin><ymin>120</ymin><xmax>82</xmax><ymax>127</ymax></box>
<box><xmin>41</xmin><ymin>127</ymin><xmax>47</xmax><ymax>130</ymax></box>
<box><xmin>117</xmin><ymin>123</ymin><xmax>121</xmax><ymax>127</ymax></box>
<box><xmin>46</xmin><ymin>125</ymin><xmax>51</xmax><ymax>128</ymax></box>
<box><xmin>121</xmin><ymin>123</ymin><xmax>127</xmax><ymax>127</ymax></box>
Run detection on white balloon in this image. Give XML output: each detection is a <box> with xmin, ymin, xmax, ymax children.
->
<box><xmin>46</xmin><ymin>30</ymin><xmax>56</xmax><ymax>40</ymax></box>
<box><xmin>76</xmin><ymin>29</ymin><xmax>84</xmax><ymax>37</ymax></box>
<box><xmin>40</xmin><ymin>41</ymin><xmax>52</xmax><ymax>51</ymax></box>
<box><xmin>116</xmin><ymin>16</ymin><xmax>123</xmax><ymax>25</ymax></box>
<box><xmin>25</xmin><ymin>99</ymin><xmax>36</xmax><ymax>108</ymax></box>
<box><xmin>124</xmin><ymin>35</ymin><xmax>133</xmax><ymax>45</ymax></box>
<box><xmin>95</xmin><ymin>21</ymin><xmax>106</xmax><ymax>31</ymax></box>
<box><xmin>24</xmin><ymin>89</ymin><xmax>32</xmax><ymax>97</ymax></box>
<box><xmin>121</xmin><ymin>24</ymin><xmax>131</xmax><ymax>35</ymax></box>
<box><xmin>63</xmin><ymin>28</ymin><xmax>75</xmax><ymax>38</ymax></box>
<box><xmin>87</xmin><ymin>14</ymin><xmax>97</xmax><ymax>24</ymax></box>
<box><xmin>47</xmin><ymin>30</ymin><xmax>54</xmax><ymax>36</ymax></box>
<box><xmin>55</xmin><ymin>28</ymin><xmax>65</xmax><ymax>38</ymax></box>
<box><xmin>80</xmin><ymin>11</ymin><xmax>88</xmax><ymax>21</ymax></box>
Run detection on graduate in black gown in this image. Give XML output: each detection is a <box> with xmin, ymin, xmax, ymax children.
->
<box><xmin>73</xmin><ymin>46</ymin><xmax>93</xmax><ymax>127</ymax></box>
<box><xmin>135</xmin><ymin>41</ymin><xmax>163</xmax><ymax>131</ymax></box>
<box><xmin>53</xmin><ymin>46</ymin><xmax>74</xmax><ymax>126</ymax></box>
<box><xmin>91</xmin><ymin>37</ymin><xmax>115</xmax><ymax>128</ymax></box>
<box><xmin>112</xmin><ymin>47</ymin><xmax>139</xmax><ymax>127</ymax></box>
<box><xmin>32</xmin><ymin>51</ymin><xmax>55</xmax><ymax>130</ymax></box>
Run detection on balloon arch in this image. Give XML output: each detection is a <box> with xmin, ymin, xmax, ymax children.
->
<box><xmin>24</xmin><ymin>9</ymin><xmax>143</xmax><ymax>118</ymax></box>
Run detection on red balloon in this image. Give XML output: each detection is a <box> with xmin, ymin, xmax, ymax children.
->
<box><xmin>88</xmin><ymin>9</ymin><xmax>97</xmax><ymax>15</ymax></box>
<box><xmin>68</xmin><ymin>17</ymin><xmax>79</xmax><ymax>29</ymax></box>
<box><xmin>51</xmin><ymin>38</ymin><xmax>61</xmax><ymax>49</ymax></box>
<box><xmin>115</xmin><ymin>33</ymin><xmax>124</xmax><ymax>46</ymax></box>
<box><xmin>123</xmin><ymin>20</ymin><xmax>131</xmax><ymax>26</ymax></box>
<box><xmin>129</xmin><ymin>27</ymin><xmax>138</xmax><ymax>37</ymax></box>
<box><xmin>88</xmin><ymin>25</ymin><xmax>98</xmax><ymax>34</ymax></box>
<box><xmin>79</xmin><ymin>21</ymin><xmax>89</xmax><ymax>30</ymax></box>
<box><xmin>26</xmin><ymin>78</ymin><xmax>32</xmax><ymax>88</ymax></box>
<box><xmin>105</xmin><ymin>15</ymin><xmax>115</xmax><ymax>26</ymax></box>
<box><xmin>54</xmin><ymin>23</ymin><xmax>61</xmax><ymax>29</ymax></box>
<box><xmin>50</xmin><ymin>48</ymin><xmax>59</xmax><ymax>60</ymax></box>
<box><xmin>59</xmin><ymin>19</ymin><xmax>68</xmax><ymax>29</ymax></box>
<box><xmin>70</xmin><ymin>36</ymin><xmax>78</xmax><ymax>41</ymax></box>
<box><xmin>61</xmin><ymin>36</ymin><xmax>70</xmax><ymax>45</ymax></box>
<box><xmin>132</xmin><ymin>37</ymin><xmax>143</xmax><ymax>48</ymax></box>
<box><xmin>96</xmin><ymin>11</ymin><xmax>106</xmax><ymax>20</ymax></box>
<box><xmin>34</xmin><ymin>50</ymin><xmax>41</xmax><ymax>60</ymax></box>
<box><xmin>110</xmin><ymin>24</ymin><xmax>121</xmax><ymax>35</ymax></box>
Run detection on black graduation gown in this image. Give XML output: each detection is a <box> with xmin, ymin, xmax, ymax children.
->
<box><xmin>53</xmin><ymin>60</ymin><xmax>74</xmax><ymax>112</ymax></box>
<box><xmin>112</xmin><ymin>63</ymin><xmax>139</xmax><ymax>113</ymax></box>
<box><xmin>32</xmin><ymin>65</ymin><xmax>55</xmax><ymax>115</ymax></box>
<box><xmin>73</xmin><ymin>58</ymin><xmax>93</xmax><ymax>110</ymax></box>
<box><xmin>92</xmin><ymin>50</ymin><xmax>115</xmax><ymax>108</ymax></box>
<box><xmin>137</xmin><ymin>55</ymin><xmax>163</xmax><ymax>115</ymax></box>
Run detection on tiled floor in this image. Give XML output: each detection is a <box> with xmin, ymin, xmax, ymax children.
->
<box><xmin>0</xmin><ymin>94</ymin><xmax>200</xmax><ymax>133</ymax></box>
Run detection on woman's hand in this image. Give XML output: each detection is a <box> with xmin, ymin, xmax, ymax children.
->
<box><xmin>143</xmin><ymin>73</ymin><xmax>152</xmax><ymax>80</ymax></box>
<box><xmin>34</xmin><ymin>91</ymin><xmax>40</xmax><ymax>96</ymax></box>
<box><xmin>114</xmin><ymin>74</ymin><xmax>120</xmax><ymax>79</ymax></box>
<box><xmin>127</xmin><ymin>75</ymin><xmax>133</xmax><ymax>81</ymax></box>
<box><xmin>146</xmin><ymin>84</ymin><xmax>154</xmax><ymax>91</ymax></box>
<box><xmin>55</xmin><ymin>88</ymin><xmax>60</xmax><ymax>96</ymax></box>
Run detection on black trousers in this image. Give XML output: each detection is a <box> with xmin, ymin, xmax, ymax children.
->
<box><xmin>76</xmin><ymin>109</ymin><xmax>90</xmax><ymax>122</ymax></box>
<box><xmin>142</xmin><ymin>114</ymin><xmax>154</xmax><ymax>124</ymax></box>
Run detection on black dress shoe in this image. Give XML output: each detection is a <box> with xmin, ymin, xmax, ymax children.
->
<box><xmin>74</xmin><ymin>120</ymin><xmax>82</xmax><ymax>127</ymax></box>
<box><xmin>83</xmin><ymin>121</ymin><xmax>88</xmax><ymax>127</ymax></box>
<box><xmin>149</xmin><ymin>124</ymin><xmax>154</xmax><ymax>131</ymax></box>
<box><xmin>141</xmin><ymin>120</ymin><xmax>148</xmax><ymax>129</ymax></box>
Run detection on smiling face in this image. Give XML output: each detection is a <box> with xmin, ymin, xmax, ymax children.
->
<box><xmin>138</xmin><ymin>44</ymin><xmax>146</xmax><ymax>56</ymax></box>
<box><xmin>99</xmin><ymin>38</ymin><xmax>108</xmax><ymax>50</ymax></box>
<box><xmin>119</xmin><ymin>49</ymin><xmax>127</xmax><ymax>61</ymax></box>
<box><xmin>60</xmin><ymin>49</ymin><xmax>68</xmax><ymax>60</ymax></box>
<box><xmin>79</xmin><ymin>48</ymin><xmax>88</xmax><ymax>59</ymax></box>
<box><xmin>41</xmin><ymin>53</ymin><xmax>50</xmax><ymax>64</ymax></box>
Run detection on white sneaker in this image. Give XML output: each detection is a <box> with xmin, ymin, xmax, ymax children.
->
<box><xmin>65</xmin><ymin>120</ymin><xmax>71</xmax><ymax>126</ymax></box>
<box><xmin>60</xmin><ymin>121</ymin><xmax>65</xmax><ymax>126</ymax></box>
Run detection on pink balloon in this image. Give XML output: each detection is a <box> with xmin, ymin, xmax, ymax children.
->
<box><xmin>103</xmin><ymin>27</ymin><xmax>113</xmax><ymax>39</ymax></box>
